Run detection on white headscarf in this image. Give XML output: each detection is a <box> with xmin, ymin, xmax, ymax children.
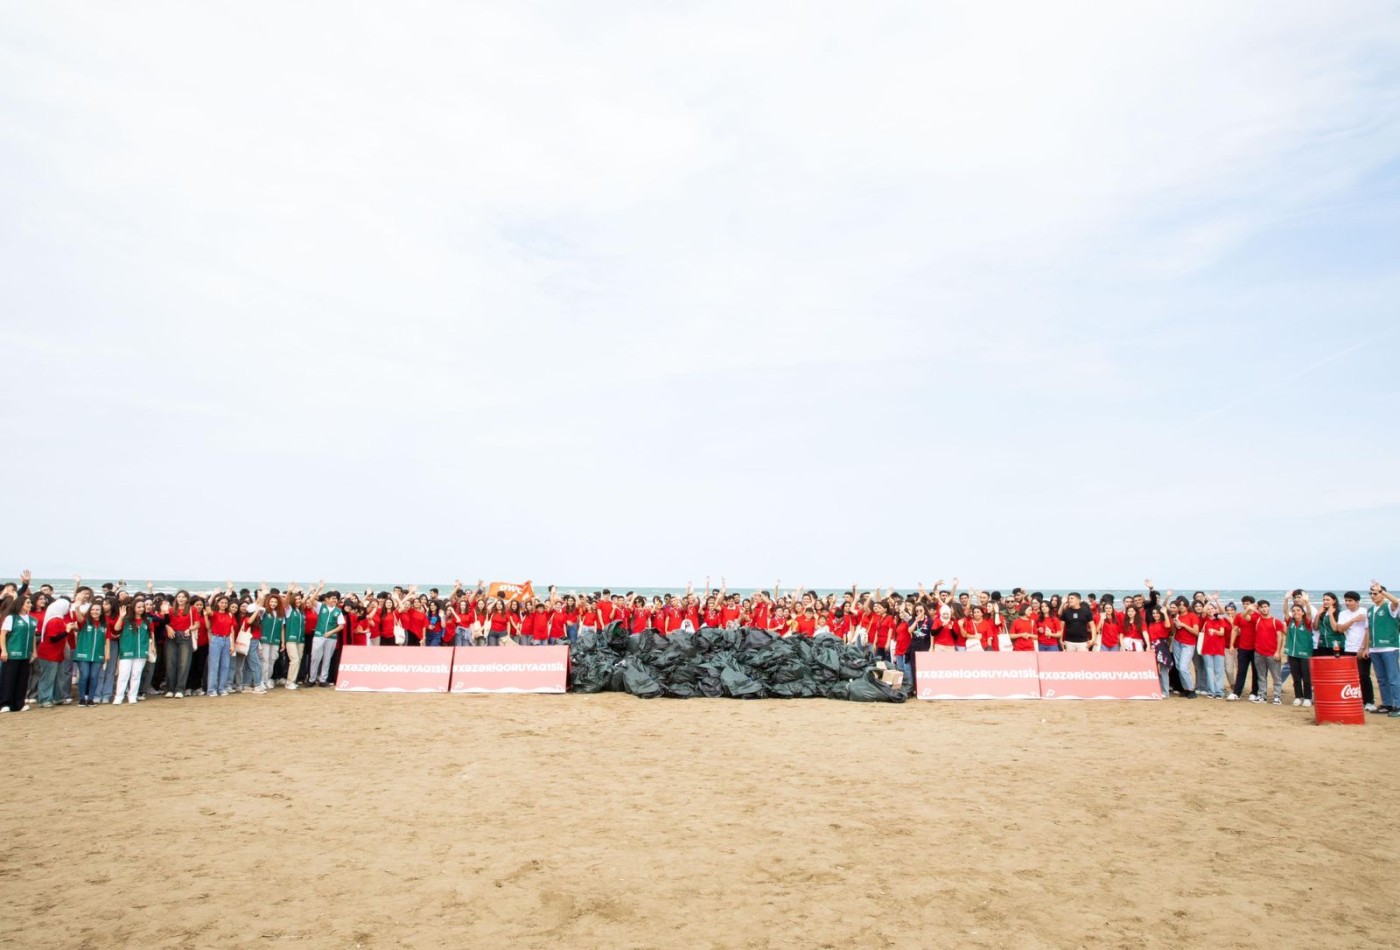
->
<box><xmin>44</xmin><ymin>597</ymin><xmax>71</xmax><ymax>625</ymax></box>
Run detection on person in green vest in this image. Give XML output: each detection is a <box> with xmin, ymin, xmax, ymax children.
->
<box><xmin>282</xmin><ymin>586</ymin><xmax>311</xmax><ymax>689</ymax></box>
<box><xmin>309</xmin><ymin>591</ymin><xmax>344</xmax><ymax>687</ymax></box>
<box><xmin>1366</xmin><ymin>582</ymin><xmax>1400</xmax><ymax>717</ymax></box>
<box><xmin>113</xmin><ymin>597</ymin><xmax>153</xmax><ymax>706</ymax></box>
<box><xmin>0</xmin><ymin>593</ymin><xmax>37</xmax><ymax>713</ymax></box>
<box><xmin>72</xmin><ymin>601</ymin><xmax>110</xmax><ymax>707</ymax></box>
<box><xmin>256</xmin><ymin>590</ymin><xmax>287</xmax><ymax>691</ymax></box>
<box><xmin>1284</xmin><ymin>602</ymin><xmax>1315</xmax><ymax>707</ymax></box>
<box><xmin>1312</xmin><ymin>592</ymin><xmax>1345</xmax><ymax>655</ymax></box>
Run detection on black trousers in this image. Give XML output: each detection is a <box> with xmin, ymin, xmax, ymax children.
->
<box><xmin>1341</xmin><ymin>652</ymin><xmax>1376</xmax><ymax>705</ymax></box>
<box><xmin>0</xmin><ymin>658</ymin><xmax>31</xmax><ymax>710</ymax></box>
<box><xmin>1288</xmin><ymin>655</ymin><xmax>1312</xmax><ymax>700</ymax></box>
<box><xmin>1233</xmin><ymin>648</ymin><xmax>1258</xmax><ymax>697</ymax></box>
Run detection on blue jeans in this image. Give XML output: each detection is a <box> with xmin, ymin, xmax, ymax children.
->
<box><xmin>208</xmin><ymin>636</ymin><xmax>232</xmax><ymax>695</ymax></box>
<box><xmin>1200</xmin><ymin>653</ymin><xmax>1225</xmax><ymax>697</ymax></box>
<box><xmin>566</xmin><ymin>623</ymin><xmax>578</xmax><ymax>645</ymax></box>
<box><xmin>1100</xmin><ymin>645</ymin><xmax>1120</xmax><ymax>652</ymax></box>
<box><xmin>426</xmin><ymin>632</ymin><xmax>443</xmax><ymax>647</ymax></box>
<box><xmin>487</xmin><ymin>632</ymin><xmax>503</xmax><ymax>646</ymax></box>
<box><xmin>1372</xmin><ymin>650</ymin><xmax>1400</xmax><ymax>709</ymax></box>
<box><xmin>1172</xmin><ymin>642</ymin><xmax>1196</xmax><ymax>692</ymax></box>
<box><xmin>77</xmin><ymin>659</ymin><xmax>103</xmax><ymax>702</ymax></box>
<box><xmin>37</xmin><ymin>659</ymin><xmax>65</xmax><ymax>705</ymax></box>
<box><xmin>99</xmin><ymin>646</ymin><xmax>120</xmax><ymax>701</ymax></box>
<box><xmin>1037</xmin><ymin>644</ymin><xmax>1061</xmax><ymax>652</ymax></box>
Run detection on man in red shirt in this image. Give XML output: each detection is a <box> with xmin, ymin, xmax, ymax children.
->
<box><xmin>1251</xmin><ymin>600</ymin><xmax>1286</xmax><ymax>705</ymax></box>
<box><xmin>1170</xmin><ymin>599</ymin><xmax>1202</xmax><ymax>698</ymax></box>
<box><xmin>1228</xmin><ymin>596</ymin><xmax>1260</xmax><ymax>701</ymax></box>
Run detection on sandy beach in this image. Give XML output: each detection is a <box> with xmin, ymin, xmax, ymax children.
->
<box><xmin>1</xmin><ymin>692</ymin><xmax>1396</xmax><ymax>949</ymax></box>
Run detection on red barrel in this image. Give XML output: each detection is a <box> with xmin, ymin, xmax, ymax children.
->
<box><xmin>1311</xmin><ymin>656</ymin><xmax>1365</xmax><ymax>725</ymax></box>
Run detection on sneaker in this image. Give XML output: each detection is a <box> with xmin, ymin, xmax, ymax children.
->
<box><xmin>1249</xmin><ymin>695</ymin><xmax>1263</xmax><ymax>703</ymax></box>
<box><xmin>1273</xmin><ymin>697</ymin><xmax>1282</xmax><ymax>705</ymax></box>
<box><xmin>1377</xmin><ymin>706</ymin><xmax>1394</xmax><ymax>715</ymax></box>
<box><xmin>136</xmin><ymin>695</ymin><xmax>146</xmax><ymax>702</ymax></box>
<box><xmin>174</xmin><ymin>692</ymin><xmax>184</xmax><ymax>699</ymax></box>
<box><xmin>1365</xmin><ymin>703</ymin><xmax>1377</xmax><ymax>712</ymax></box>
<box><xmin>285</xmin><ymin>683</ymin><xmax>298</xmax><ymax>690</ymax></box>
<box><xmin>112</xmin><ymin>698</ymin><xmax>123</xmax><ymax>706</ymax></box>
<box><xmin>1227</xmin><ymin>693</ymin><xmax>1239</xmax><ymax>702</ymax></box>
<box><xmin>164</xmin><ymin>691</ymin><xmax>174</xmax><ymax>698</ymax></box>
<box><xmin>0</xmin><ymin>707</ymin><xmax>9</xmax><ymax>714</ymax></box>
<box><xmin>1389</xmin><ymin>710</ymin><xmax>1400</xmax><ymax>718</ymax></box>
<box><xmin>252</xmin><ymin>687</ymin><xmax>266</xmax><ymax>694</ymax></box>
<box><xmin>61</xmin><ymin>698</ymin><xmax>73</xmax><ymax>705</ymax></box>
<box><xmin>1292</xmin><ymin>698</ymin><xmax>1302</xmax><ymax>707</ymax></box>
<box><xmin>1303</xmin><ymin>699</ymin><xmax>1312</xmax><ymax>707</ymax></box>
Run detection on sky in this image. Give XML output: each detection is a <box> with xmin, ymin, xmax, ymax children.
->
<box><xmin>2</xmin><ymin>1</ymin><xmax>1398</xmax><ymax>589</ymax></box>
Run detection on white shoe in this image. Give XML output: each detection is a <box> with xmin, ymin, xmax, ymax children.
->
<box><xmin>164</xmin><ymin>692</ymin><xmax>174</xmax><ymax>698</ymax></box>
<box><xmin>1226</xmin><ymin>693</ymin><xmax>1239</xmax><ymax>702</ymax></box>
<box><xmin>0</xmin><ymin>707</ymin><xmax>8</xmax><ymax>714</ymax></box>
<box><xmin>1273</xmin><ymin>697</ymin><xmax>1282</xmax><ymax>705</ymax></box>
<box><xmin>112</xmin><ymin>698</ymin><xmax>124</xmax><ymax>706</ymax></box>
<box><xmin>252</xmin><ymin>687</ymin><xmax>266</xmax><ymax>694</ymax></box>
<box><xmin>174</xmin><ymin>692</ymin><xmax>184</xmax><ymax>699</ymax></box>
<box><xmin>1365</xmin><ymin>703</ymin><xmax>1377</xmax><ymax>712</ymax></box>
<box><xmin>285</xmin><ymin>683</ymin><xmax>298</xmax><ymax>690</ymax></box>
<box><xmin>1292</xmin><ymin>698</ymin><xmax>1302</xmax><ymax>706</ymax></box>
<box><xmin>1303</xmin><ymin>699</ymin><xmax>1312</xmax><ymax>707</ymax></box>
<box><xmin>136</xmin><ymin>695</ymin><xmax>145</xmax><ymax>702</ymax></box>
<box><xmin>1249</xmin><ymin>695</ymin><xmax>1263</xmax><ymax>703</ymax></box>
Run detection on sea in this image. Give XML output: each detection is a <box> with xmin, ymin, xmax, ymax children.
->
<box><xmin>22</xmin><ymin>579</ymin><xmax>1348</xmax><ymax>605</ymax></box>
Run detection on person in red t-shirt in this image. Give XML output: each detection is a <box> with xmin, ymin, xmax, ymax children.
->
<box><xmin>1198</xmin><ymin>603</ymin><xmax>1230</xmax><ymax>698</ymax></box>
<box><xmin>1120</xmin><ymin>604</ymin><xmax>1149</xmax><ymax>652</ymax></box>
<box><xmin>1009</xmin><ymin>607</ymin><xmax>1036</xmax><ymax>652</ymax></box>
<box><xmin>1169</xmin><ymin>600</ymin><xmax>1202</xmax><ymax>698</ymax></box>
<box><xmin>1228</xmin><ymin>596</ymin><xmax>1260</xmax><ymax>701</ymax></box>
<box><xmin>629</xmin><ymin>597</ymin><xmax>653</xmax><ymax>635</ymax></box>
<box><xmin>1251</xmin><ymin>600</ymin><xmax>1286</xmax><ymax>704</ymax></box>
<box><xmin>1146</xmin><ymin>606</ymin><xmax>1172</xmax><ymax>697</ymax></box>
<box><xmin>1034</xmin><ymin>601</ymin><xmax>1063</xmax><ymax>652</ymax></box>
<box><xmin>1097</xmin><ymin>614</ymin><xmax>1122</xmax><ymax>652</ymax></box>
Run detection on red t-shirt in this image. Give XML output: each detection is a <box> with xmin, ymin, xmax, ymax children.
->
<box><xmin>630</xmin><ymin>609</ymin><xmax>652</xmax><ymax>634</ymax></box>
<box><xmin>720</xmin><ymin>604</ymin><xmax>740</xmax><ymax>626</ymax></box>
<box><xmin>596</xmin><ymin>602</ymin><xmax>618</xmax><ymax>626</ymax></box>
<box><xmin>869</xmin><ymin>615</ymin><xmax>891</xmax><ymax>648</ymax></box>
<box><xmin>1233</xmin><ymin>613</ymin><xmax>1258</xmax><ymax>650</ymax></box>
<box><xmin>702</xmin><ymin>608</ymin><xmax>722</xmax><ymax>628</ymax></box>
<box><xmin>488</xmin><ymin>611</ymin><xmax>508</xmax><ymax>633</ymax></box>
<box><xmin>1099</xmin><ymin>620</ymin><xmax>1121</xmax><ymax>650</ymax></box>
<box><xmin>796</xmin><ymin>615</ymin><xmax>817</xmax><ymax>637</ymax></box>
<box><xmin>1146</xmin><ymin>620</ymin><xmax>1170</xmax><ymax>643</ymax></box>
<box><xmin>828</xmin><ymin>615</ymin><xmax>850</xmax><ymax>638</ymax></box>
<box><xmin>1010</xmin><ymin>617</ymin><xmax>1036</xmax><ymax>651</ymax></box>
<box><xmin>1173</xmin><ymin>612</ymin><xmax>1201</xmax><ymax>647</ymax></box>
<box><xmin>37</xmin><ymin>616</ymin><xmax>73</xmax><ymax>662</ymax></box>
<box><xmin>167</xmin><ymin>608</ymin><xmax>195</xmax><ymax>635</ymax></box>
<box><xmin>971</xmin><ymin>619</ymin><xmax>998</xmax><ymax>651</ymax></box>
<box><xmin>752</xmin><ymin>602</ymin><xmax>771</xmax><ymax>630</ymax></box>
<box><xmin>529</xmin><ymin>612</ymin><xmax>550</xmax><ymax>641</ymax></box>
<box><xmin>1201</xmin><ymin>617</ymin><xmax>1229</xmax><ymax>656</ymax></box>
<box><xmin>580</xmin><ymin>608</ymin><xmax>599</xmax><ymax>627</ymax></box>
<box><xmin>398</xmin><ymin>609</ymin><xmax>428</xmax><ymax>636</ymax></box>
<box><xmin>1254</xmin><ymin>616</ymin><xmax>1284</xmax><ymax>657</ymax></box>
<box><xmin>349</xmin><ymin>615</ymin><xmax>371</xmax><ymax>646</ymax></box>
<box><xmin>209</xmin><ymin>612</ymin><xmax>236</xmax><ymax>638</ymax></box>
<box><xmin>548</xmin><ymin>609</ymin><xmax>568</xmax><ymax>640</ymax></box>
<box><xmin>1035</xmin><ymin>617</ymin><xmax>1062</xmax><ymax>648</ymax></box>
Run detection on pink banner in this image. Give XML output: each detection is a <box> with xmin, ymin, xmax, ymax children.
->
<box><xmin>449</xmin><ymin>645</ymin><xmax>569</xmax><ymax>694</ymax></box>
<box><xmin>915</xmin><ymin>651</ymin><xmax>1041</xmax><ymax>700</ymax></box>
<box><xmin>1036</xmin><ymin>652</ymin><xmax>1161</xmax><ymax>700</ymax></box>
<box><xmin>334</xmin><ymin>646</ymin><xmax>454</xmax><ymax>693</ymax></box>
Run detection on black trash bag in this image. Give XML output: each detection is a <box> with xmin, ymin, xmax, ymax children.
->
<box><xmin>741</xmin><ymin>627</ymin><xmax>774</xmax><ymax>652</ymax></box>
<box><xmin>719</xmin><ymin>658</ymin><xmax>765</xmax><ymax>699</ymax></box>
<box><xmin>626</xmin><ymin>629</ymin><xmax>666</xmax><ymax>657</ymax></box>
<box><xmin>767</xmin><ymin>678</ymin><xmax>819</xmax><ymax>699</ymax></box>
<box><xmin>620</xmin><ymin>657</ymin><xmax>663</xmax><ymax>699</ymax></box>
<box><xmin>662</xmin><ymin>680</ymin><xmax>702</xmax><ymax>699</ymax></box>
<box><xmin>840</xmin><ymin>670</ymin><xmax>908</xmax><ymax>703</ymax></box>
<box><xmin>574</xmin><ymin>627</ymin><xmax>600</xmax><ymax>652</ymax></box>
<box><xmin>720</xmin><ymin>627</ymin><xmax>744</xmax><ymax>652</ymax></box>
<box><xmin>570</xmin><ymin>656</ymin><xmax>616</xmax><ymax>694</ymax></box>
<box><xmin>838</xmin><ymin>645</ymin><xmax>871</xmax><ymax>680</ymax></box>
<box><xmin>666</xmin><ymin>629</ymin><xmax>698</xmax><ymax>657</ymax></box>
<box><xmin>609</xmin><ymin>664</ymin><xmax>628</xmax><ymax>692</ymax></box>
<box><xmin>696</xmin><ymin>627</ymin><xmax>726</xmax><ymax>654</ymax></box>
<box><xmin>810</xmin><ymin>639</ymin><xmax>845</xmax><ymax>679</ymax></box>
<box><xmin>603</xmin><ymin>622</ymin><xmax>630</xmax><ymax>653</ymax></box>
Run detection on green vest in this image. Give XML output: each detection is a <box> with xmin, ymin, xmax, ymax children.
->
<box><xmin>119</xmin><ymin>617</ymin><xmax>151</xmax><ymax>660</ymax></box>
<box><xmin>1369</xmin><ymin>603</ymin><xmax>1400</xmax><ymax>650</ymax></box>
<box><xmin>259</xmin><ymin>612</ymin><xmax>285</xmax><ymax>646</ymax></box>
<box><xmin>314</xmin><ymin>605</ymin><xmax>343</xmax><ymax>638</ymax></box>
<box><xmin>5</xmin><ymin>615</ymin><xmax>36</xmax><ymax>658</ymax></box>
<box><xmin>285</xmin><ymin>609</ymin><xmax>306</xmax><ymax>644</ymax></box>
<box><xmin>1316</xmin><ymin>614</ymin><xmax>1343</xmax><ymax>651</ymax></box>
<box><xmin>74</xmin><ymin>622</ymin><xmax>107</xmax><ymax>662</ymax></box>
<box><xmin>1284</xmin><ymin>622</ymin><xmax>1314</xmax><ymax>658</ymax></box>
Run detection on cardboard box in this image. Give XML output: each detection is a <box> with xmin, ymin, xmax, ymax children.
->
<box><xmin>880</xmin><ymin>669</ymin><xmax>904</xmax><ymax>689</ymax></box>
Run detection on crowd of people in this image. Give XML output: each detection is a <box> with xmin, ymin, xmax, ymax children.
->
<box><xmin>2</xmin><ymin>573</ymin><xmax>1398</xmax><ymax>715</ymax></box>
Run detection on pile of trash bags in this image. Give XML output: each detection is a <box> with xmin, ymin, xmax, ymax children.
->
<box><xmin>569</xmin><ymin>624</ymin><xmax>907</xmax><ymax>702</ymax></box>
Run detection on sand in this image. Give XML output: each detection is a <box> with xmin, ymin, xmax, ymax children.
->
<box><xmin>1</xmin><ymin>690</ymin><xmax>1397</xmax><ymax>949</ymax></box>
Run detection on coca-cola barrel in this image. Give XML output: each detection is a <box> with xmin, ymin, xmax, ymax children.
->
<box><xmin>1311</xmin><ymin>656</ymin><xmax>1365</xmax><ymax>725</ymax></box>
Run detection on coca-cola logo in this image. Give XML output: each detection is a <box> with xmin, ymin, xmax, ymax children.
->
<box><xmin>1341</xmin><ymin>684</ymin><xmax>1362</xmax><ymax>700</ymax></box>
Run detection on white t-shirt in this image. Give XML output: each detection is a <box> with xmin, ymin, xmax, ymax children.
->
<box><xmin>1339</xmin><ymin>607</ymin><xmax>1368</xmax><ymax>653</ymax></box>
<box><xmin>1</xmin><ymin>616</ymin><xmax>11</xmax><ymax>632</ymax></box>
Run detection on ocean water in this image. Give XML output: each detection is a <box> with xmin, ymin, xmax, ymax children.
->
<box><xmin>20</xmin><ymin>579</ymin><xmax>1351</xmax><ymax>605</ymax></box>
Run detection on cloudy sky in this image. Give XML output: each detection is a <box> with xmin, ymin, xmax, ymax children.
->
<box><xmin>2</xmin><ymin>1</ymin><xmax>1398</xmax><ymax>589</ymax></box>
